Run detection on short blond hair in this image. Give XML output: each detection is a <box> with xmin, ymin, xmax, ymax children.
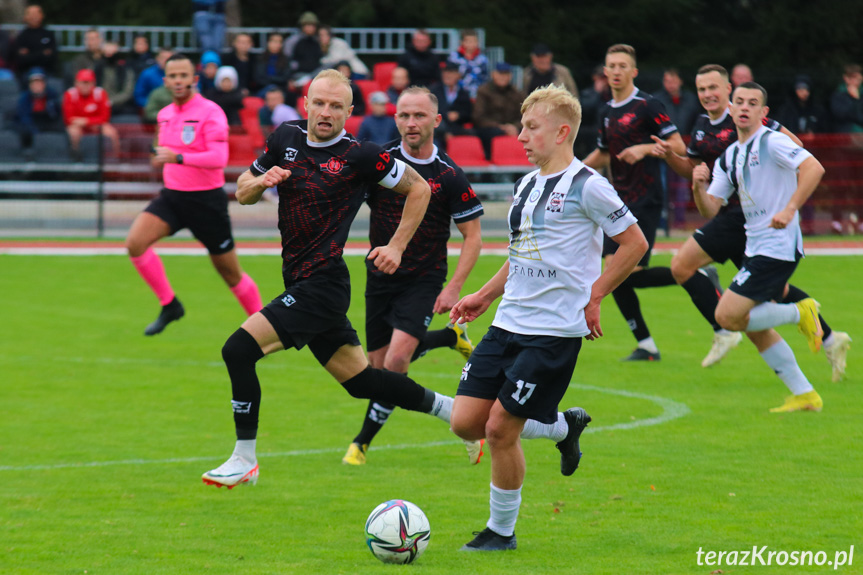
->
<box><xmin>521</xmin><ymin>84</ymin><xmax>582</xmax><ymax>143</ymax></box>
<box><xmin>310</xmin><ymin>68</ymin><xmax>353</xmax><ymax>105</ymax></box>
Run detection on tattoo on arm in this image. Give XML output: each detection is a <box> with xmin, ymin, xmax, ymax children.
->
<box><xmin>392</xmin><ymin>165</ymin><xmax>419</xmax><ymax>195</ymax></box>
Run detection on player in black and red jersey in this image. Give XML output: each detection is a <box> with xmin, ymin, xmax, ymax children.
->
<box><xmin>201</xmin><ymin>69</ymin><xmax>483</xmax><ymax>488</ymax></box>
<box><xmin>652</xmin><ymin>64</ymin><xmax>851</xmax><ymax>378</ymax></box>
<box><xmin>342</xmin><ymin>87</ymin><xmax>484</xmax><ymax>466</ymax></box>
<box><xmin>584</xmin><ymin>44</ymin><xmax>689</xmax><ymax>362</ymax></box>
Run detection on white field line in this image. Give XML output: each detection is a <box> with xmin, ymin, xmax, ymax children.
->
<box><xmin>0</xmin><ymin>376</ymin><xmax>689</xmax><ymax>472</ymax></box>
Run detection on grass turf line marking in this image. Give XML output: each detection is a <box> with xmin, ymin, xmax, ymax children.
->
<box><xmin>0</xmin><ymin>383</ymin><xmax>689</xmax><ymax>472</ymax></box>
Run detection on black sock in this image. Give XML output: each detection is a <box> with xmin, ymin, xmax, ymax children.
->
<box><xmin>341</xmin><ymin>367</ymin><xmax>431</xmax><ymax>412</ymax></box>
<box><xmin>612</xmin><ymin>280</ymin><xmax>651</xmax><ymax>341</ymax></box>
<box><xmin>783</xmin><ymin>284</ymin><xmax>833</xmax><ymax>340</ymax></box>
<box><xmin>681</xmin><ymin>272</ymin><xmax>722</xmax><ymax>331</ymax></box>
<box><xmin>353</xmin><ymin>397</ymin><xmax>397</xmax><ymax>446</ymax></box>
<box><xmin>627</xmin><ymin>267</ymin><xmax>676</xmax><ymax>288</ymax></box>
<box><xmin>411</xmin><ymin>328</ymin><xmax>457</xmax><ymax>362</ymax></box>
<box><xmin>222</xmin><ymin>328</ymin><xmax>265</xmax><ymax>440</ymax></box>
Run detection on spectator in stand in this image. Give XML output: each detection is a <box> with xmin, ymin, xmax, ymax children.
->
<box><xmin>283</xmin><ymin>11</ymin><xmax>319</xmax><ymax>61</ymax></box>
<box><xmin>102</xmin><ymin>41</ymin><xmax>136</xmax><ymax>115</ymax></box>
<box><xmin>654</xmin><ymin>67</ymin><xmax>700</xmax><ymax>229</ymax></box>
<box><xmin>69</xmin><ymin>28</ymin><xmax>104</xmax><ymax>83</ymax></box>
<box><xmin>286</xmin><ymin>14</ymin><xmax>322</xmax><ymax>86</ymax></box>
<box><xmin>730</xmin><ymin>63</ymin><xmax>753</xmax><ymax>88</ymax></box>
<box><xmin>258</xmin><ymin>85</ymin><xmax>299</xmax><ymax>135</ymax></box>
<box><xmin>198</xmin><ymin>50</ymin><xmax>221</xmax><ymax>93</ymax></box>
<box><xmin>128</xmin><ymin>34</ymin><xmax>155</xmax><ymax>79</ymax></box>
<box><xmin>319</xmin><ymin>25</ymin><xmax>369</xmax><ymax>79</ymax></box>
<box><xmin>522</xmin><ymin>43</ymin><xmax>578</xmax><ymax>97</ymax></box>
<box><xmin>134</xmin><ymin>48</ymin><xmax>173</xmax><ymax>108</ymax></box>
<box><xmin>204</xmin><ymin>65</ymin><xmax>244</xmax><ymax>125</ymax></box>
<box><xmin>386</xmin><ymin>66</ymin><xmax>410</xmax><ymax>108</ymax></box>
<box><xmin>447</xmin><ymin>28</ymin><xmax>488</xmax><ymax>99</ymax></box>
<box><xmin>432</xmin><ymin>62</ymin><xmax>473</xmax><ymax>139</ymax></box>
<box><xmin>576</xmin><ymin>64</ymin><xmax>611</xmax><ymax>157</ymax></box>
<box><xmin>397</xmin><ymin>29</ymin><xmax>441</xmax><ymax>88</ymax></box>
<box><xmin>144</xmin><ymin>85</ymin><xmax>172</xmax><ymax>123</ymax></box>
<box><xmin>778</xmin><ymin>75</ymin><xmax>826</xmax><ymax>136</ymax></box>
<box><xmin>357</xmin><ymin>91</ymin><xmax>398</xmax><ymax>144</ymax></box>
<box><xmin>254</xmin><ymin>32</ymin><xmax>290</xmax><ymax>98</ymax></box>
<box><xmin>473</xmin><ymin>62</ymin><xmax>525</xmax><ymax>160</ymax></box>
<box><xmin>829</xmin><ymin>63</ymin><xmax>863</xmax><ymax>234</ymax></box>
<box><xmin>11</xmin><ymin>4</ymin><xmax>58</xmax><ymax>79</ymax></box>
<box><xmin>16</xmin><ymin>66</ymin><xmax>63</xmax><ymax>154</ymax></box>
<box><xmin>63</xmin><ymin>68</ymin><xmax>119</xmax><ymax>159</ymax></box>
<box><xmin>191</xmin><ymin>0</ymin><xmax>226</xmax><ymax>53</ymax></box>
<box><xmin>0</xmin><ymin>29</ymin><xmax>13</xmax><ymax>76</ymax></box>
<box><xmin>335</xmin><ymin>60</ymin><xmax>365</xmax><ymax>116</ymax></box>
<box><xmin>222</xmin><ymin>33</ymin><xmax>258</xmax><ymax>97</ymax></box>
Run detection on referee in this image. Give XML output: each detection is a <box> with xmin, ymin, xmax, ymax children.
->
<box><xmin>125</xmin><ymin>53</ymin><xmax>261</xmax><ymax>335</ymax></box>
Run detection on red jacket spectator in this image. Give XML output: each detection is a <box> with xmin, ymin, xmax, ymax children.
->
<box><xmin>63</xmin><ymin>69</ymin><xmax>112</xmax><ymax>127</ymax></box>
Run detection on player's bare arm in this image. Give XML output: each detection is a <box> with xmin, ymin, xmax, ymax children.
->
<box><xmin>691</xmin><ymin>163</ymin><xmax>723</xmax><ymax>219</ymax></box>
<box><xmin>433</xmin><ymin>218</ymin><xmax>482</xmax><ymax>314</ymax></box>
<box><xmin>583</xmin><ymin>148</ymin><xmax>610</xmax><ymax>170</ymax></box>
<box><xmin>650</xmin><ymin>134</ymin><xmax>696</xmax><ymax>179</ymax></box>
<box><xmin>368</xmin><ymin>164</ymin><xmax>431</xmax><ymax>274</ymax></box>
<box><xmin>236</xmin><ymin>167</ymin><xmax>291</xmax><ymax>205</ymax></box>
<box><xmin>585</xmin><ymin>224</ymin><xmax>648</xmax><ymax>341</ymax></box>
<box><xmin>770</xmin><ymin>155</ymin><xmax>825</xmax><ymax>229</ymax></box>
<box><xmin>450</xmin><ymin>260</ymin><xmax>509</xmax><ymax>324</ymax></box>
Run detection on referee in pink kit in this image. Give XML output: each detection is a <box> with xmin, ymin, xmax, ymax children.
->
<box><xmin>126</xmin><ymin>53</ymin><xmax>262</xmax><ymax>335</ymax></box>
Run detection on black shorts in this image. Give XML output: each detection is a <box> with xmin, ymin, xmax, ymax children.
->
<box><xmin>693</xmin><ymin>206</ymin><xmax>747</xmax><ymax>269</ymax></box>
<box><xmin>456</xmin><ymin>326</ymin><xmax>582</xmax><ymax>424</ymax></box>
<box><xmin>365</xmin><ymin>273</ymin><xmax>445</xmax><ymax>352</ymax></box>
<box><xmin>144</xmin><ymin>187</ymin><xmax>235</xmax><ymax>255</ymax></box>
<box><xmin>603</xmin><ymin>205</ymin><xmax>660</xmax><ymax>267</ymax></box>
<box><xmin>260</xmin><ymin>269</ymin><xmax>361</xmax><ymax>365</ymax></box>
<box><xmin>728</xmin><ymin>254</ymin><xmax>800</xmax><ymax>302</ymax></box>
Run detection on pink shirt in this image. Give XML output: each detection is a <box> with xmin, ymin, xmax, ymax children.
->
<box><xmin>157</xmin><ymin>93</ymin><xmax>229</xmax><ymax>191</ymax></box>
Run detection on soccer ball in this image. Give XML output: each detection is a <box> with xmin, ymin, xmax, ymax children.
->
<box><xmin>364</xmin><ymin>499</ymin><xmax>431</xmax><ymax>564</ymax></box>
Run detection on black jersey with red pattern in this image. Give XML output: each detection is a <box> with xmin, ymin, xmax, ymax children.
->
<box><xmin>251</xmin><ymin>120</ymin><xmax>396</xmax><ymax>282</ymax></box>
<box><xmin>366</xmin><ymin>141</ymin><xmax>483</xmax><ymax>280</ymax></box>
<box><xmin>597</xmin><ymin>88</ymin><xmax>678</xmax><ymax>212</ymax></box>
<box><xmin>686</xmin><ymin>109</ymin><xmax>782</xmax><ymax>210</ymax></box>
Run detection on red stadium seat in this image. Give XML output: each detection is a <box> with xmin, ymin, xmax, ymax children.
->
<box><xmin>228</xmin><ymin>133</ymin><xmax>259</xmax><ymax>166</ymax></box>
<box><xmin>446</xmin><ymin>135</ymin><xmax>491</xmax><ymax>167</ymax></box>
<box><xmin>491</xmin><ymin>136</ymin><xmax>532</xmax><ymax>167</ymax></box>
<box><xmin>242</xmin><ymin>96</ymin><xmax>264</xmax><ymax>114</ymax></box>
<box><xmin>345</xmin><ymin>115</ymin><xmax>364</xmax><ymax>136</ymax></box>
<box><xmin>355</xmin><ymin>79</ymin><xmax>381</xmax><ymax>107</ymax></box>
<box><xmin>373</xmin><ymin>61</ymin><xmax>398</xmax><ymax>92</ymax></box>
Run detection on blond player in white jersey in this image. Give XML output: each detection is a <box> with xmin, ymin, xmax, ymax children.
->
<box><xmin>448</xmin><ymin>85</ymin><xmax>648</xmax><ymax>551</ymax></box>
<box><xmin>693</xmin><ymin>82</ymin><xmax>827</xmax><ymax>413</ymax></box>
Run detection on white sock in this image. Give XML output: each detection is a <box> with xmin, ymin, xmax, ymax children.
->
<box><xmin>487</xmin><ymin>482</ymin><xmax>522</xmax><ymax>537</ymax></box>
<box><xmin>747</xmin><ymin>302</ymin><xmax>800</xmax><ymax>332</ymax></box>
<box><xmin>430</xmin><ymin>392</ymin><xmax>452</xmax><ymax>423</ymax></box>
<box><xmin>823</xmin><ymin>332</ymin><xmax>835</xmax><ymax>348</ymax></box>
<box><xmin>716</xmin><ymin>328</ymin><xmax>735</xmax><ymax>336</ymax></box>
<box><xmin>637</xmin><ymin>336</ymin><xmax>658</xmax><ymax>354</ymax></box>
<box><xmin>233</xmin><ymin>439</ymin><xmax>257</xmax><ymax>462</ymax></box>
<box><xmin>520</xmin><ymin>412</ymin><xmax>567</xmax><ymax>442</ymax></box>
<box><xmin>760</xmin><ymin>339</ymin><xmax>814</xmax><ymax>395</ymax></box>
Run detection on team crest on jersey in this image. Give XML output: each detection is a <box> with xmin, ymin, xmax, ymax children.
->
<box><xmin>546</xmin><ymin>191</ymin><xmax>565</xmax><ymax>212</ymax></box>
<box><xmin>428</xmin><ymin>179</ymin><xmax>442</xmax><ymax>194</ymax></box>
<box><xmin>284</xmin><ymin>147</ymin><xmax>298</xmax><ymax>161</ymax></box>
<box><xmin>619</xmin><ymin>112</ymin><xmax>636</xmax><ymax>127</ymax></box>
<box><xmin>529</xmin><ymin>188</ymin><xmax>542</xmax><ymax>202</ymax></box>
<box><xmin>181</xmin><ymin>124</ymin><xmax>196</xmax><ymax>145</ymax></box>
<box><xmin>718</xmin><ymin>128</ymin><xmax>735</xmax><ymax>143</ymax></box>
<box><xmin>320</xmin><ymin>157</ymin><xmax>345</xmax><ymax>174</ymax></box>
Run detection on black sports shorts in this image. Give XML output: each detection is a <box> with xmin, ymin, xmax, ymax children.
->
<box><xmin>364</xmin><ymin>273</ymin><xmax>445</xmax><ymax>352</ymax></box>
<box><xmin>693</xmin><ymin>205</ymin><xmax>747</xmax><ymax>269</ymax></box>
<box><xmin>260</xmin><ymin>268</ymin><xmax>361</xmax><ymax>365</ymax></box>
<box><xmin>144</xmin><ymin>187</ymin><xmax>235</xmax><ymax>255</ymax></box>
<box><xmin>603</xmin><ymin>204</ymin><xmax>660</xmax><ymax>267</ymax></box>
<box><xmin>456</xmin><ymin>325</ymin><xmax>582</xmax><ymax>424</ymax></box>
<box><xmin>728</xmin><ymin>254</ymin><xmax>799</xmax><ymax>302</ymax></box>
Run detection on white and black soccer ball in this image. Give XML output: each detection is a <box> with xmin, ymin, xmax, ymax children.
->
<box><xmin>364</xmin><ymin>499</ymin><xmax>431</xmax><ymax>564</ymax></box>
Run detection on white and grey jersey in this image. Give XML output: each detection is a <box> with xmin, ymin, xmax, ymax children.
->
<box><xmin>493</xmin><ymin>158</ymin><xmax>638</xmax><ymax>337</ymax></box>
<box><xmin>707</xmin><ymin>125</ymin><xmax>812</xmax><ymax>261</ymax></box>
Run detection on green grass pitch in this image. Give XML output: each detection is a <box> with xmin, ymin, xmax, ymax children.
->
<box><xmin>1</xmin><ymin>252</ymin><xmax>860</xmax><ymax>574</ymax></box>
